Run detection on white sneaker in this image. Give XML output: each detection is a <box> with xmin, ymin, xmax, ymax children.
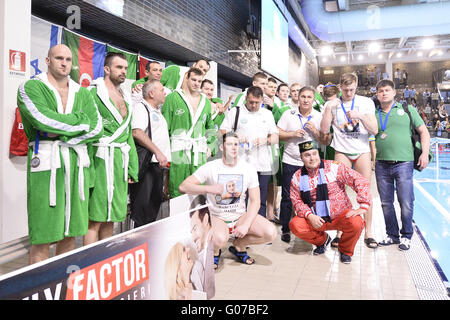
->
<box><xmin>398</xmin><ymin>238</ymin><xmax>411</xmax><ymax>251</ymax></box>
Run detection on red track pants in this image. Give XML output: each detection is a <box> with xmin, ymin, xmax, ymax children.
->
<box><xmin>289</xmin><ymin>211</ymin><xmax>365</xmax><ymax>257</ymax></box>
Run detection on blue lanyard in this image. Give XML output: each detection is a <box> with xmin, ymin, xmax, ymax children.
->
<box><xmin>340</xmin><ymin>96</ymin><xmax>355</xmax><ymax>123</ymax></box>
<box><xmin>378</xmin><ymin>102</ymin><xmax>396</xmax><ymax>132</ymax></box>
<box><xmin>298</xmin><ymin>114</ymin><xmax>312</xmax><ymax>129</ymax></box>
<box><xmin>34</xmin><ymin>131</ymin><xmax>40</xmax><ymax>155</ymax></box>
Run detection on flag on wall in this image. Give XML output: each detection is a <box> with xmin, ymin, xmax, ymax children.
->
<box><xmin>63</xmin><ymin>29</ymin><xmax>106</xmax><ymax>87</ymax></box>
<box><xmin>138</xmin><ymin>55</ymin><xmax>150</xmax><ymax>80</ymax></box>
<box><xmin>30</xmin><ymin>16</ymin><xmax>62</xmax><ymax>79</ymax></box>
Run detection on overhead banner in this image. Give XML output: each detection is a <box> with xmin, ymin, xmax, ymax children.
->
<box><xmin>30</xmin><ymin>16</ymin><xmax>62</xmax><ymax>79</ymax></box>
<box><xmin>0</xmin><ymin>196</ymin><xmax>214</xmax><ymax>300</ymax></box>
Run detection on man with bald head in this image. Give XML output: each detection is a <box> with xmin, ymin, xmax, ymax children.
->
<box><xmin>17</xmin><ymin>44</ymin><xmax>103</xmax><ymax>264</ymax></box>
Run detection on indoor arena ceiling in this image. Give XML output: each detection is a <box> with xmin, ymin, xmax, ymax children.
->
<box><xmin>299</xmin><ymin>0</ymin><xmax>450</xmax><ymax>64</ymax></box>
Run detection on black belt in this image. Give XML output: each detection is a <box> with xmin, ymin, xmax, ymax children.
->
<box><xmin>378</xmin><ymin>160</ymin><xmax>405</xmax><ymax>164</ymax></box>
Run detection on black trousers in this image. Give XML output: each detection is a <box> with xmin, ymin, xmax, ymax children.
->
<box><xmin>129</xmin><ymin>163</ymin><xmax>163</xmax><ymax>228</ymax></box>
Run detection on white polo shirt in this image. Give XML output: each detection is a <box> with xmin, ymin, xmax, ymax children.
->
<box><xmin>329</xmin><ymin>95</ymin><xmax>375</xmax><ymax>154</ymax></box>
<box><xmin>131</xmin><ymin>100</ymin><xmax>172</xmax><ymax>163</ymax></box>
<box><xmin>277</xmin><ymin>108</ymin><xmax>322</xmax><ymax>167</ymax></box>
<box><xmin>220</xmin><ymin>105</ymin><xmax>278</xmax><ymax>172</ymax></box>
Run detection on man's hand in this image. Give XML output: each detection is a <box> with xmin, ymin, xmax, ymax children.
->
<box><xmin>234</xmin><ymin>223</ymin><xmax>250</xmax><ymax>238</ymax></box>
<box><xmin>417</xmin><ymin>151</ymin><xmax>430</xmax><ymax>171</ymax></box>
<box><xmin>155</xmin><ymin>151</ymin><xmax>168</xmax><ymax>168</ymax></box>
<box><xmin>292</xmin><ymin>129</ymin><xmax>307</xmax><ymax>138</ymax></box>
<box><xmin>345</xmin><ymin>208</ymin><xmax>366</xmax><ymax>218</ymax></box>
<box><xmin>128</xmin><ymin>178</ymin><xmax>135</xmax><ymax>184</ymax></box>
<box><xmin>308</xmin><ymin>214</ymin><xmax>325</xmax><ymax>229</ymax></box>
<box><xmin>132</xmin><ymin>83</ymin><xmax>143</xmax><ymax>94</ymax></box>
<box><xmin>207</xmin><ymin>183</ymin><xmax>223</xmax><ymax>195</ymax></box>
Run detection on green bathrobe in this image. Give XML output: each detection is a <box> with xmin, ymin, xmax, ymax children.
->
<box><xmin>17</xmin><ymin>73</ymin><xmax>103</xmax><ymax>245</ymax></box>
<box><xmin>162</xmin><ymin>89</ymin><xmax>215</xmax><ymax>198</ymax></box>
<box><xmin>88</xmin><ymin>79</ymin><xmax>138</xmax><ymax>223</ymax></box>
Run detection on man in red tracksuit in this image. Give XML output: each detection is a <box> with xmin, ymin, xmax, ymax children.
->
<box><xmin>289</xmin><ymin>141</ymin><xmax>371</xmax><ymax>264</ymax></box>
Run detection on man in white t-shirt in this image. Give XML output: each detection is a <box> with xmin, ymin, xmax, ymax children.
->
<box><xmin>277</xmin><ymin>86</ymin><xmax>329</xmax><ymax>243</ymax></box>
<box><xmin>129</xmin><ymin>79</ymin><xmax>171</xmax><ymax>227</ymax></box>
<box><xmin>179</xmin><ymin>132</ymin><xmax>277</xmax><ymax>268</ymax></box>
<box><xmin>219</xmin><ymin>86</ymin><xmax>279</xmax><ymax>219</ymax></box>
<box><xmin>320</xmin><ymin>73</ymin><xmax>378</xmax><ymax>248</ymax></box>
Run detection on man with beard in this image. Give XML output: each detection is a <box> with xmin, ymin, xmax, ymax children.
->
<box><xmin>84</xmin><ymin>52</ymin><xmax>138</xmax><ymax>245</ymax></box>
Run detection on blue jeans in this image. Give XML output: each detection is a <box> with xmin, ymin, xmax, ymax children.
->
<box><xmin>375</xmin><ymin>161</ymin><xmax>415</xmax><ymax>240</ymax></box>
<box><xmin>280</xmin><ymin>162</ymin><xmax>302</xmax><ymax>234</ymax></box>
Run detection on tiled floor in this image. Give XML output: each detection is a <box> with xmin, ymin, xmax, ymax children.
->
<box><xmin>212</xmin><ymin>175</ymin><xmax>448</xmax><ymax>300</ymax></box>
<box><xmin>0</xmin><ymin>174</ymin><xmax>448</xmax><ymax>300</ymax></box>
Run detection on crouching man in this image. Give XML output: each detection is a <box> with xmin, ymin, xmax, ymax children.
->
<box><xmin>289</xmin><ymin>141</ymin><xmax>371</xmax><ymax>264</ymax></box>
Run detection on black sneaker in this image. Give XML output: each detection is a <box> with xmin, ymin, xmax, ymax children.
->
<box><xmin>313</xmin><ymin>234</ymin><xmax>331</xmax><ymax>255</ymax></box>
<box><xmin>339</xmin><ymin>251</ymin><xmax>352</xmax><ymax>264</ymax></box>
<box><xmin>281</xmin><ymin>233</ymin><xmax>291</xmax><ymax>243</ymax></box>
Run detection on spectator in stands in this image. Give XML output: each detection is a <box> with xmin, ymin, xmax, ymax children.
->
<box><xmin>179</xmin><ymin>132</ymin><xmax>277</xmax><ymax>268</ymax></box>
<box><xmin>320</xmin><ymin>73</ymin><xmax>379</xmax><ymax>249</ymax></box>
<box><xmin>402</xmin><ymin>69</ymin><xmax>408</xmax><ymax>87</ymax></box>
<box><xmin>129</xmin><ymin>79</ymin><xmax>170</xmax><ymax>227</ymax></box>
<box><xmin>438</xmin><ymin>102</ymin><xmax>448</xmax><ymax>121</ymax></box>
<box><xmin>375</xmin><ymin>79</ymin><xmax>430</xmax><ymax>251</ymax></box>
<box><xmin>220</xmin><ymin>86</ymin><xmax>279</xmax><ymax>219</ymax></box>
<box><xmin>289</xmin><ymin>141</ymin><xmax>371</xmax><ymax>264</ymax></box>
<box><xmin>431</xmin><ymin>90</ymin><xmax>440</xmax><ymax>109</ymax></box>
<box><xmin>394</xmin><ymin>68</ymin><xmax>402</xmax><ymax>89</ymax></box>
<box><xmin>403</xmin><ymin>86</ymin><xmax>411</xmax><ymax>104</ymax></box>
<box><xmin>423</xmin><ymin>89</ymin><xmax>431</xmax><ymax>107</ymax></box>
<box><xmin>425</xmin><ymin>102</ymin><xmax>432</xmax><ymax>120</ymax></box>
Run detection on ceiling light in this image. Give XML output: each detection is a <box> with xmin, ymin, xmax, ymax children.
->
<box><xmin>378</xmin><ymin>54</ymin><xmax>383</xmax><ymax>59</ymax></box>
<box><xmin>340</xmin><ymin>56</ymin><xmax>346</xmax><ymax>62</ymax></box>
<box><xmin>368</xmin><ymin>42</ymin><xmax>380</xmax><ymax>53</ymax></box>
<box><xmin>437</xmin><ymin>50</ymin><xmax>443</xmax><ymax>55</ymax></box>
<box><xmin>417</xmin><ymin>51</ymin><xmax>423</xmax><ymax>57</ymax></box>
<box><xmin>322</xmin><ymin>57</ymin><xmax>328</xmax><ymax>63</ymax></box>
<box><xmin>321</xmin><ymin>46</ymin><xmax>333</xmax><ymax>56</ymax></box>
<box><xmin>357</xmin><ymin>55</ymin><xmax>364</xmax><ymax>60</ymax></box>
<box><xmin>396</xmin><ymin>52</ymin><xmax>402</xmax><ymax>58</ymax></box>
<box><xmin>422</xmin><ymin>38</ymin><xmax>435</xmax><ymax>49</ymax></box>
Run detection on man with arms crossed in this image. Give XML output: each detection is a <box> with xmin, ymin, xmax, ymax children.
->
<box><xmin>17</xmin><ymin>44</ymin><xmax>103</xmax><ymax>263</ymax></box>
<box><xmin>179</xmin><ymin>132</ymin><xmax>277</xmax><ymax>268</ymax></box>
<box><xmin>375</xmin><ymin>79</ymin><xmax>430</xmax><ymax>250</ymax></box>
<box><xmin>320</xmin><ymin>73</ymin><xmax>378</xmax><ymax>249</ymax></box>
<box><xmin>85</xmin><ymin>52</ymin><xmax>139</xmax><ymax>245</ymax></box>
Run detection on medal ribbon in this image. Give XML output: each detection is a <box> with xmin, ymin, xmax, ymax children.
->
<box><xmin>34</xmin><ymin>131</ymin><xmax>48</xmax><ymax>155</ymax></box>
<box><xmin>378</xmin><ymin>102</ymin><xmax>396</xmax><ymax>132</ymax></box>
<box><xmin>340</xmin><ymin>96</ymin><xmax>355</xmax><ymax>124</ymax></box>
<box><xmin>298</xmin><ymin>114</ymin><xmax>312</xmax><ymax>129</ymax></box>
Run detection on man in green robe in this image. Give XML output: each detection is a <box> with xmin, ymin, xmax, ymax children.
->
<box><xmin>161</xmin><ymin>59</ymin><xmax>210</xmax><ymax>92</ymax></box>
<box><xmin>162</xmin><ymin>67</ymin><xmax>216</xmax><ymax>198</ymax></box>
<box><xmin>85</xmin><ymin>52</ymin><xmax>138</xmax><ymax>245</ymax></box>
<box><xmin>17</xmin><ymin>44</ymin><xmax>103</xmax><ymax>264</ymax></box>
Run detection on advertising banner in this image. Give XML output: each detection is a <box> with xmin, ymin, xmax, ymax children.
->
<box><xmin>0</xmin><ymin>196</ymin><xmax>214</xmax><ymax>300</ymax></box>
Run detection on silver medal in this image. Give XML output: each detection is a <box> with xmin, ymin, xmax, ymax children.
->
<box><xmin>31</xmin><ymin>156</ymin><xmax>40</xmax><ymax>168</ymax></box>
<box><xmin>380</xmin><ymin>133</ymin><xmax>387</xmax><ymax>140</ymax></box>
<box><xmin>347</xmin><ymin>124</ymin><xmax>354</xmax><ymax>131</ymax></box>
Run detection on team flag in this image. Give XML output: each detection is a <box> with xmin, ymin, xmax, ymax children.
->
<box><xmin>138</xmin><ymin>55</ymin><xmax>150</xmax><ymax>80</ymax></box>
<box><xmin>63</xmin><ymin>29</ymin><xmax>107</xmax><ymax>87</ymax></box>
<box><xmin>30</xmin><ymin>16</ymin><xmax>62</xmax><ymax>79</ymax></box>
